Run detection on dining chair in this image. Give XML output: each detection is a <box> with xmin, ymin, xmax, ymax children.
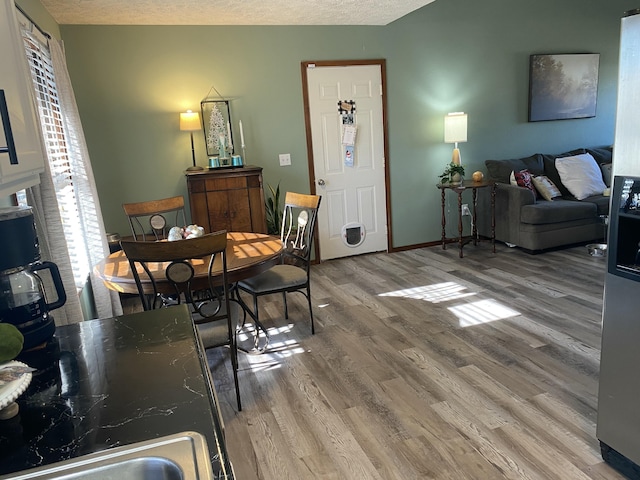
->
<box><xmin>122</xmin><ymin>195</ymin><xmax>187</xmax><ymax>241</ymax></box>
<box><xmin>237</xmin><ymin>192</ymin><xmax>322</xmax><ymax>335</ymax></box>
<box><xmin>119</xmin><ymin>231</ymin><xmax>242</xmax><ymax>411</ymax></box>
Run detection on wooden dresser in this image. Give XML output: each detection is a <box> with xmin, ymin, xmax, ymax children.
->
<box><xmin>185</xmin><ymin>166</ymin><xmax>267</xmax><ymax>234</ymax></box>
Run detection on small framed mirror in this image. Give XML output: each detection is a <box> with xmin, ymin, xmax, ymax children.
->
<box><xmin>200</xmin><ymin>99</ymin><xmax>234</xmax><ymax>158</ymax></box>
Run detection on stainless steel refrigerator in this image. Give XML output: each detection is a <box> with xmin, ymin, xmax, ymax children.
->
<box><xmin>597</xmin><ymin>8</ymin><xmax>640</xmax><ymax>478</ymax></box>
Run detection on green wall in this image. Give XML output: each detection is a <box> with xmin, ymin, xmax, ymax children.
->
<box><xmin>382</xmin><ymin>0</ymin><xmax>634</xmax><ymax>244</ymax></box>
<box><xmin>44</xmin><ymin>0</ymin><xmax>636</xmax><ymax>247</ymax></box>
<box><xmin>58</xmin><ymin>24</ymin><xmax>385</xmax><ymax>239</ymax></box>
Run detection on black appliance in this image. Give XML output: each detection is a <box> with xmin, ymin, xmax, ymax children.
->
<box><xmin>606</xmin><ymin>176</ymin><xmax>640</xmax><ymax>279</ymax></box>
<box><xmin>0</xmin><ymin>206</ymin><xmax>66</xmax><ymax>350</ymax></box>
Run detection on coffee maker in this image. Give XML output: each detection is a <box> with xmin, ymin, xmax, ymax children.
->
<box><xmin>0</xmin><ymin>206</ymin><xmax>67</xmax><ymax>350</ymax></box>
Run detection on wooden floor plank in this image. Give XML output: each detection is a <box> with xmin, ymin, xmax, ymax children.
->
<box><xmin>457</xmin><ymin>364</ymin><xmax>601</xmax><ymax>467</ymax></box>
<box><xmin>430</xmin><ymin>399</ymin><xmax>546</xmax><ymax>480</ymax></box>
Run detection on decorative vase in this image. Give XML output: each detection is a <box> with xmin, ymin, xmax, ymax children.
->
<box><xmin>472</xmin><ymin>171</ymin><xmax>484</xmax><ymax>182</ymax></box>
<box><xmin>451</xmin><ymin>172</ymin><xmax>463</xmax><ymax>184</ymax></box>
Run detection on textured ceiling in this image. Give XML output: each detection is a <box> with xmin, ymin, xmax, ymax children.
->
<box><xmin>40</xmin><ymin>0</ymin><xmax>436</xmax><ymax>26</ymax></box>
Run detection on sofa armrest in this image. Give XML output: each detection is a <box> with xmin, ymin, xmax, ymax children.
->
<box><xmin>495</xmin><ymin>182</ymin><xmax>536</xmax><ymax>207</ymax></box>
<box><xmin>477</xmin><ymin>182</ymin><xmax>535</xmax><ymax>245</ymax></box>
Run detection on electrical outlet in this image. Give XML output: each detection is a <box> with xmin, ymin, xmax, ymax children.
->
<box><xmin>279</xmin><ymin>153</ymin><xmax>291</xmax><ymax>166</ymax></box>
<box><xmin>461</xmin><ymin>204</ymin><xmax>471</xmax><ymax>216</ymax></box>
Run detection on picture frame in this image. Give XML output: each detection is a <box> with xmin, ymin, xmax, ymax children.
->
<box><xmin>200</xmin><ymin>99</ymin><xmax>234</xmax><ymax>157</ymax></box>
<box><xmin>528</xmin><ymin>53</ymin><xmax>600</xmax><ymax>122</ymax></box>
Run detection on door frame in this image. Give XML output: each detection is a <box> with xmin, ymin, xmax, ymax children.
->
<box><xmin>300</xmin><ymin>59</ymin><xmax>393</xmax><ymax>261</ymax></box>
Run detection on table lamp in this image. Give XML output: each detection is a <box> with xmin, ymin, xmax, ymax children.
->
<box><xmin>444</xmin><ymin>112</ymin><xmax>467</xmax><ymax>165</ymax></box>
<box><xmin>180</xmin><ymin>110</ymin><xmax>203</xmax><ymax>171</ymax></box>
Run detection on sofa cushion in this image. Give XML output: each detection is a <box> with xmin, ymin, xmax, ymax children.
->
<box><xmin>555</xmin><ymin>153</ymin><xmax>607</xmax><ymax>200</ymax></box>
<box><xmin>586</xmin><ymin>146</ymin><xmax>613</xmax><ymax>165</ymax></box>
<box><xmin>486</xmin><ymin>154</ymin><xmax>544</xmax><ymax>184</ymax></box>
<box><xmin>580</xmin><ymin>194</ymin><xmax>610</xmax><ymax>216</ymax></box>
<box><xmin>532</xmin><ymin>175</ymin><xmax>562</xmax><ymax>201</ymax></box>
<box><xmin>520</xmin><ymin>199</ymin><xmax>597</xmax><ymax>225</ymax></box>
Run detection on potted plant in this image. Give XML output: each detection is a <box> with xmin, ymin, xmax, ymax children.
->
<box><xmin>439</xmin><ymin>162</ymin><xmax>466</xmax><ymax>185</ymax></box>
<box><xmin>265</xmin><ymin>182</ymin><xmax>283</xmax><ymax>235</ymax></box>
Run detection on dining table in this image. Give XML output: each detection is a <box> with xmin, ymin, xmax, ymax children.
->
<box><xmin>93</xmin><ymin>231</ymin><xmax>284</xmax><ymax>350</ymax></box>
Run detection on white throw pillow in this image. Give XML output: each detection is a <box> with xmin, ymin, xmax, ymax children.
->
<box><xmin>555</xmin><ymin>153</ymin><xmax>607</xmax><ymax>200</ymax></box>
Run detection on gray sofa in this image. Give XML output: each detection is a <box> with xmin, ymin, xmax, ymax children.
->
<box><xmin>478</xmin><ymin>147</ymin><xmax>612</xmax><ymax>252</ymax></box>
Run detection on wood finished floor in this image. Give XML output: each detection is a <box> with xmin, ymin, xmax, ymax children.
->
<box><xmin>204</xmin><ymin>243</ymin><xmax>621</xmax><ymax>479</ymax></box>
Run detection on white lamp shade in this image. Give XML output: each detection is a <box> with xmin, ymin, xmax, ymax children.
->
<box><xmin>180</xmin><ymin>110</ymin><xmax>201</xmax><ymax>131</ymax></box>
<box><xmin>444</xmin><ymin>112</ymin><xmax>468</xmax><ymax>143</ymax></box>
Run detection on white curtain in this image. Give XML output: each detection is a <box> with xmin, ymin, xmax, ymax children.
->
<box><xmin>26</xmin><ymin>172</ymin><xmax>83</xmax><ymax>326</ymax></box>
<box><xmin>26</xmin><ymin>36</ymin><xmax>122</xmax><ymax>323</ymax></box>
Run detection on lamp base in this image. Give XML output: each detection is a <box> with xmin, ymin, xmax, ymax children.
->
<box><xmin>186</xmin><ymin>165</ymin><xmax>204</xmax><ymax>171</ymax></box>
<box><xmin>451</xmin><ymin>148</ymin><xmax>461</xmax><ymax>165</ymax></box>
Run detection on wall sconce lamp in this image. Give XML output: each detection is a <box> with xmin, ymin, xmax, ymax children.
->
<box><xmin>180</xmin><ymin>110</ymin><xmax>203</xmax><ymax>171</ymax></box>
<box><xmin>444</xmin><ymin>112</ymin><xmax>467</xmax><ymax>165</ymax></box>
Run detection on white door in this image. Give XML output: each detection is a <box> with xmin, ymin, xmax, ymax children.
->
<box><xmin>306</xmin><ymin>63</ymin><xmax>388</xmax><ymax>261</ymax></box>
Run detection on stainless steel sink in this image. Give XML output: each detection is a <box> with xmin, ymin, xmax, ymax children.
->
<box><xmin>3</xmin><ymin>431</ymin><xmax>213</xmax><ymax>480</ymax></box>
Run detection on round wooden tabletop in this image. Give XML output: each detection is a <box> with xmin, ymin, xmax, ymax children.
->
<box><xmin>94</xmin><ymin>232</ymin><xmax>283</xmax><ymax>295</ymax></box>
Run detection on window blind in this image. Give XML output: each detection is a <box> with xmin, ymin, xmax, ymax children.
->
<box><xmin>20</xmin><ymin>28</ymin><xmax>91</xmax><ymax>288</ymax></box>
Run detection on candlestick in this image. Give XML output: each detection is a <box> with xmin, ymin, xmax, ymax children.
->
<box><xmin>218</xmin><ymin>134</ymin><xmax>226</xmax><ymax>159</ymax></box>
<box><xmin>239</xmin><ymin>120</ymin><xmax>245</xmax><ymax>148</ymax></box>
<box><xmin>227</xmin><ymin>121</ymin><xmax>232</xmax><ymax>150</ymax></box>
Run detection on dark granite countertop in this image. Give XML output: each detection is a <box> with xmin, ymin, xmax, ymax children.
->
<box><xmin>0</xmin><ymin>305</ymin><xmax>233</xmax><ymax>478</ymax></box>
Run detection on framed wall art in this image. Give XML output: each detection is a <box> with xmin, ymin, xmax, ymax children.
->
<box><xmin>201</xmin><ymin>99</ymin><xmax>234</xmax><ymax>157</ymax></box>
<box><xmin>528</xmin><ymin>53</ymin><xmax>600</xmax><ymax>122</ymax></box>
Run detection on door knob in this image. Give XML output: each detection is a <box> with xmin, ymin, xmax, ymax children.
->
<box><xmin>317</xmin><ymin>179</ymin><xmax>326</xmax><ymax>186</ymax></box>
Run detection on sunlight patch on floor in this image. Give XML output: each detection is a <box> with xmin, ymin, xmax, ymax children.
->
<box><xmin>267</xmin><ymin>338</ymin><xmax>305</xmax><ymax>357</ymax></box>
<box><xmin>449</xmin><ymin>299</ymin><xmax>520</xmax><ymax>327</ymax></box>
<box><xmin>377</xmin><ymin>282</ymin><xmax>520</xmax><ymax>328</ymax></box>
<box><xmin>242</xmin><ymin>355</ymin><xmax>282</xmax><ymax>372</ymax></box>
<box><xmin>378</xmin><ymin>282</ymin><xmax>477</xmax><ymax>303</ymax></box>
<box><xmin>239</xmin><ymin>323</ymin><xmax>306</xmax><ymax>372</ymax></box>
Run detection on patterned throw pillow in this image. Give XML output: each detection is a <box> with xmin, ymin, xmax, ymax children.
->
<box><xmin>532</xmin><ymin>175</ymin><xmax>562</xmax><ymax>201</ymax></box>
<box><xmin>600</xmin><ymin>163</ymin><xmax>612</xmax><ymax>187</ymax></box>
<box><xmin>512</xmin><ymin>169</ymin><xmax>538</xmax><ymax>199</ymax></box>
